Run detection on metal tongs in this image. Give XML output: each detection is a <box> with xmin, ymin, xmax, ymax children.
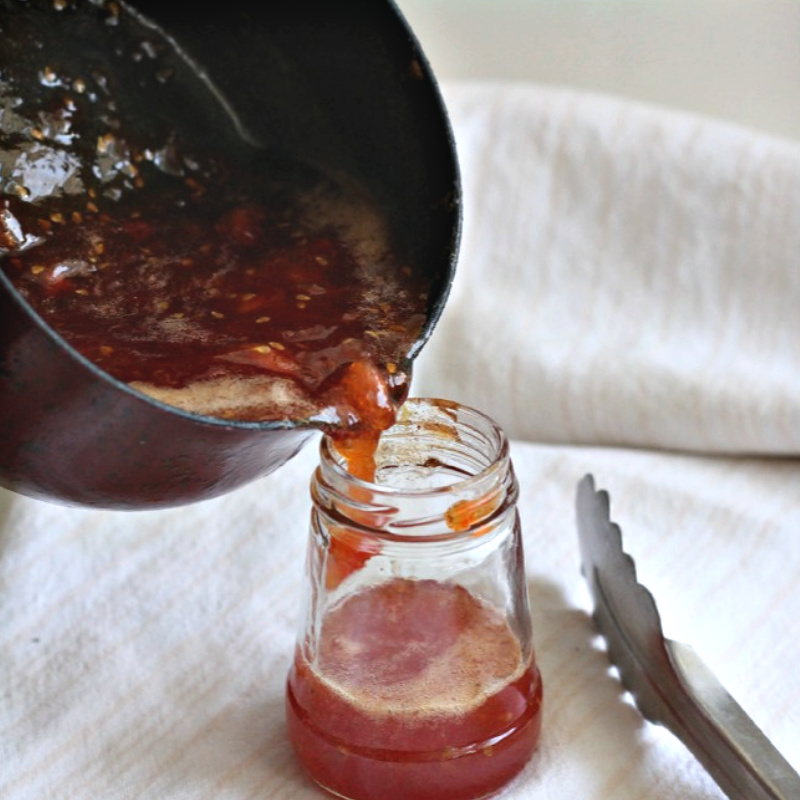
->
<box><xmin>576</xmin><ymin>475</ymin><xmax>800</xmax><ymax>800</ymax></box>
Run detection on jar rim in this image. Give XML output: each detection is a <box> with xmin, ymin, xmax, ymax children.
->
<box><xmin>319</xmin><ymin>396</ymin><xmax>511</xmax><ymax>500</ymax></box>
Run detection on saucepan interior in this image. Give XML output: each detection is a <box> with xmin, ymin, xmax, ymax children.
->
<box><xmin>0</xmin><ymin>0</ymin><xmax>460</xmax><ymax>509</ymax></box>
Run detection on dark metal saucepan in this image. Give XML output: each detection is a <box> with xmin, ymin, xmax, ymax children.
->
<box><xmin>0</xmin><ymin>0</ymin><xmax>460</xmax><ymax>509</ymax></box>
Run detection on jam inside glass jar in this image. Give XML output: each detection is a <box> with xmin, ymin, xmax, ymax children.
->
<box><xmin>286</xmin><ymin>398</ymin><xmax>543</xmax><ymax>800</ymax></box>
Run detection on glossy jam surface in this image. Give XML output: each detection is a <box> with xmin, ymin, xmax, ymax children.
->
<box><xmin>0</xmin><ymin>0</ymin><xmax>426</xmax><ymax>437</ymax></box>
<box><xmin>286</xmin><ymin>579</ymin><xmax>542</xmax><ymax>800</ymax></box>
<box><xmin>1</xmin><ymin>162</ymin><xmax>422</xmax><ymax>428</ymax></box>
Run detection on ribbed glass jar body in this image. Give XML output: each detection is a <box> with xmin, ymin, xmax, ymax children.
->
<box><xmin>286</xmin><ymin>398</ymin><xmax>542</xmax><ymax>800</ymax></box>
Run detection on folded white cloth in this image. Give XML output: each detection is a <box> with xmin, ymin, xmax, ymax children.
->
<box><xmin>2</xmin><ymin>82</ymin><xmax>799</xmax><ymax>799</ymax></box>
<box><xmin>415</xmin><ymin>82</ymin><xmax>800</xmax><ymax>457</ymax></box>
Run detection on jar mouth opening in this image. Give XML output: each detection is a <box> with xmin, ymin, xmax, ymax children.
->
<box><xmin>320</xmin><ymin>396</ymin><xmax>511</xmax><ymax>499</ymax></box>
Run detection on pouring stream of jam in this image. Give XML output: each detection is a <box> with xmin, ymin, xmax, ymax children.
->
<box><xmin>0</xmin><ymin>0</ymin><xmax>429</xmax><ymax>481</ymax></box>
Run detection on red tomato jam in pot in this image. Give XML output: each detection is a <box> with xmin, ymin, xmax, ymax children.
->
<box><xmin>0</xmin><ymin>0</ymin><xmax>428</xmax><ymax>445</ymax></box>
<box><xmin>287</xmin><ymin>579</ymin><xmax>543</xmax><ymax>800</ymax></box>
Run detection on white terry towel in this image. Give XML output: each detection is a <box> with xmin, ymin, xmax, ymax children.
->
<box><xmin>1</xmin><ymin>82</ymin><xmax>799</xmax><ymax>799</ymax></box>
<box><xmin>415</xmin><ymin>82</ymin><xmax>800</xmax><ymax>456</ymax></box>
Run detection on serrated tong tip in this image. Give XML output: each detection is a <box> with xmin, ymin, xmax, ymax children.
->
<box><xmin>576</xmin><ymin>474</ymin><xmax>800</xmax><ymax>800</ymax></box>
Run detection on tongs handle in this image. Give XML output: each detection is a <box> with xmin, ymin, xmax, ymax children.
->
<box><xmin>664</xmin><ymin>640</ymin><xmax>800</xmax><ymax>800</ymax></box>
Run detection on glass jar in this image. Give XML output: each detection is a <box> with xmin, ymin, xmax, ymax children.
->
<box><xmin>285</xmin><ymin>398</ymin><xmax>543</xmax><ymax>800</ymax></box>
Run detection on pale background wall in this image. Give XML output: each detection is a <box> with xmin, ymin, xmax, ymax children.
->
<box><xmin>396</xmin><ymin>0</ymin><xmax>800</xmax><ymax>142</ymax></box>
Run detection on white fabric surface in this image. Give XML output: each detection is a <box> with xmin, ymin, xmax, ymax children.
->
<box><xmin>415</xmin><ymin>83</ymin><xmax>800</xmax><ymax>456</ymax></box>
<box><xmin>2</xmin><ymin>81</ymin><xmax>799</xmax><ymax>799</ymax></box>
